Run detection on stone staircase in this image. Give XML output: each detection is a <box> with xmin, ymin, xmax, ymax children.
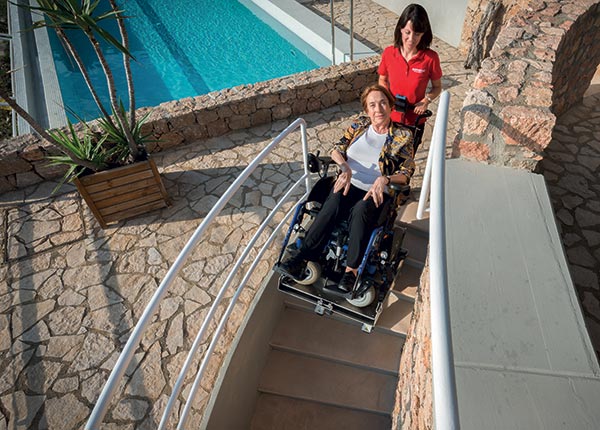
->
<box><xmin>248</xmin><ymin>200</ymin><xmax>428</xmax><ymax>429</ymax></box>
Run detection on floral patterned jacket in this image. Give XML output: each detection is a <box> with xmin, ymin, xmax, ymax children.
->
<box><xmin>333</xmin><ymin>116</ymin><xmax>415</xmax><ymax>181</ymax></box>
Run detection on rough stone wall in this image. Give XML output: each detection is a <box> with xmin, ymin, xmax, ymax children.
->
<box><xmin>459</xmin><ymin>0</ymin><xmax>530</xmax><ymax>57</ymax></box>
<box><xmin>453</xmin><ymin>0</ymin><xmax>600</xmax><ymax>170</ymax></box>
<box><xmin>392</xmin><ymin>263</ymin><xmax>433</xmax><ymax>430</ymax></box>
<box><xmin>0</xmin><ymin>56</ymin><xmax>378</xmax><ymax>193</ymax></box>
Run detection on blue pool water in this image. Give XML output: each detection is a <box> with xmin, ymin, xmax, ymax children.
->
<box><xmin>48</xmin><ymin>0</ymin><xmax>328</xmax><ymax>121</ymax></box>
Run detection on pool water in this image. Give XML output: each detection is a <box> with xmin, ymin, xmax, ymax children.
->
<box><xmin>48</xmin><ymin>0</ymin><xmax>328</xmax><ymax>121</ymax></box>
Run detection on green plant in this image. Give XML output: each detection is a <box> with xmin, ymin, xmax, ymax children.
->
<box><xmin>46</xmin><ymin>120</ymin><xmax>110</xmax><ymax>188</ymax></box>
<box><xmin>96</xmin><ymin>103</ymin><xmax>155</xmax><ymax>166</ymax></box>
<box><xmin>0</xmin><ymin>0</ymin><xmax>148</xmax><ymax>185</ymax></box>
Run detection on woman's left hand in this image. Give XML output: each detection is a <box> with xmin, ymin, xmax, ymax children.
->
<box><xmin>364</xmin><ymin>176</ymin><xmax>388</xmax><ymax>207</ymax></box>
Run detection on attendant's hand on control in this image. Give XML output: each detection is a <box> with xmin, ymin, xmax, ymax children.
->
<box><xmin>414</xmin><ymin>98</ymin><xmax>429</xmax><ymax>115</ymax></box>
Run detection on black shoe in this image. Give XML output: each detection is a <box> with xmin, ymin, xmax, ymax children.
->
<box><xmin>278</xmin><ymin>254</ymin><xmax>306</xmax><ymax>280</ymax></box>
<box><xmin>338</xmin><ymin>271</ymin><xmax>357</xmax><ymax>292</ymax></box>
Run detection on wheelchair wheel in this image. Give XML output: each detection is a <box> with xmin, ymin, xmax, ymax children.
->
<box><xmin>296</xmin><ymin>261</ymin><xmax>322</xmax><ymax>286</ymax></box>
<box><xmin>346</xmin><ymin>286</ymin><xmax>376</xmax><ymax>308</ymax></box>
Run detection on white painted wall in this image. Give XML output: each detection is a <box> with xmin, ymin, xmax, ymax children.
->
<box><xmin>374</xmin><ymin>0</ymin><xmax>469</xmax><ymax>48</ymax></box>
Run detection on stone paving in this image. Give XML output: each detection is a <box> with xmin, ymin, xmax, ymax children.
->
<box><xmin>0</xmin><ymin>0</ymin><xmax>597</xmax><ymax>428</ymax></box>
<box><xmin>537</xmin><ymin>90</ymin><xmax>600</xmax><ymax>357</ymax></box>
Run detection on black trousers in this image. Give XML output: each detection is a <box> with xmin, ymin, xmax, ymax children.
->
<box><xmin>299</xmin><ymin>184</ymin><xmax>390</xmax><ymax>269</ymax></box>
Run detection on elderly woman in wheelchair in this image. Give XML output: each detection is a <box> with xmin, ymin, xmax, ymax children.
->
<box><xmin>275</xmin><ymin>84</ymin><xmax>417</xmax><ymax>310</ymax></box>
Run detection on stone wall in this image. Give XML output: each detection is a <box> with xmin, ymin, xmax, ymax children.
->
<box><xmin>0</xmin><ymin>56</ymin><xmax>379</xmax><ymax>193</ymax></box>
<box><xmin>393</xmin><ymin>263</ymin><xmax>433</xmax><ymax>430</ymax></box>
<box><xmin>459</xmin><ymin>0</ymin><xmax>530</xmax><ymax>57</ymax></box>
<box><xmin>453</xmin><ymin>0</ymin><xmax>600</xmax><ymax>170</ymax></box>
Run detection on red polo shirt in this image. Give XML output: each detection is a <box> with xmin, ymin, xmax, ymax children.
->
<box><xmin>378</xmin><ymin>46</ymin><xmax>443</xmax><ymax>125</ymax></box>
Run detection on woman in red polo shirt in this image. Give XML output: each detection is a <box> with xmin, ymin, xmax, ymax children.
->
<box><xmin>378</xmin><ymin>4</ymin><xmax>442</xmax><ymax>126</ymax></box>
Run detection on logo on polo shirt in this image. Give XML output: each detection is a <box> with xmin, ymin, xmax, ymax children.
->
<box><xmin>412</xmin><ymin>67</ymin><xmax>426</xmax><ymax>73</ymax></box>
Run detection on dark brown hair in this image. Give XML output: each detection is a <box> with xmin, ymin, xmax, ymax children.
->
<box><xmin>393</xmin><ymin>4</ymin><xmax>433</xmax><ymax>51</ymax></box>
<box><xmin>360</xmin><ymin>84</ymin><xmax>394</xmax><ymax>112</ymax></box>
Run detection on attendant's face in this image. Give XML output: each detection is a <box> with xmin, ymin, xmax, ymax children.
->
<box><xmin>401</xmin><ymin>20</ymin><xmax>424</xmax><ymax>51</ymax></box>
<box><xmin>365</xmin><ymin>91</ymin><xmax>391</xmax><ymax>125</ymax></box>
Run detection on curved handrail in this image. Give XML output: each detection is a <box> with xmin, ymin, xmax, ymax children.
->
<box><xmin>175</xmin><ymin>192</ymin><xmax>303</xmax><ymax>428</ymax></box>
<box><xmin>86</xmin><ymin>117</ymin><xmax>311</xmax><ymax>430</ymax></box>
<box><xmin>425</xmin><ymin>91</ymin><xmax>460</xmax><ymax>429</ymax></box>
<box><xmin>168</xmin><ymin>181</ymin><xmax>308</xmax><ymax>429</ymax></box>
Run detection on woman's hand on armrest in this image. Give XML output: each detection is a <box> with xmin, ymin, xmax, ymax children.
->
<box><xmin>331</xmin><ymin>150</ymin><xmax>352</xmax><ymax>196</ymax></box>
<box><xmin>364</xmin><ymin>176</ymin><xmax>388</xmax><ymax>207</ymax></box>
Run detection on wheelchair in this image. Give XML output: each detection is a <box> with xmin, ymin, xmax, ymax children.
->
<box><xmin>274</xmin><ymin>97</ymin><xmax>431</xmax><ymax>332</ymax></box>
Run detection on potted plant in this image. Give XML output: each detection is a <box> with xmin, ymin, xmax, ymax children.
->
<box><xmin>0</xmin><ymin>0</ymin><xmax>169</xmax><ymax>228</ymax></box>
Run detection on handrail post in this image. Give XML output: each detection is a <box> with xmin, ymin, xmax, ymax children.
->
<box><xmin>416</xmin><ymin>129</ymin><xmax>435</xmax><ymax>220</ymax></box>
<box><xmin>349</xmin><ymin>0</ymin><xmax>354</xmax><ymax>61</ymax></box>
<box><xmin>428</xmin><ymin>91</ymin><xmax>460</xmax><ymax>429</ymax></box>
<box><xmin>7</xmin><ymin>2</ymin><xmax>16</xmax><ymax>137</ymax></box>
<box><xmin>330</xmin><ymin>0</ymin><xmax>335</xmax><ymax>65</ymax></box>
<box><xmin>301</xmin><ymin>121</ymin><xmax>311</xmax><ymax>192</ymax></box>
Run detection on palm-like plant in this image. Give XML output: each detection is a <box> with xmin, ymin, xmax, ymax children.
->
<box><xmin>30</xmin><ymin>0</ymin><xmax>140</xmax><ymax>159</ymax></box>
<box><xmin>2</xmin><ymin>0</ymin><xmax>146</xmax><ymax>180</ymax></box>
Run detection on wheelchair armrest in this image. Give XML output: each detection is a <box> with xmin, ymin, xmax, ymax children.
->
<box><xmin>307</xmin><ymin>151</ymin><xmax>334</xmax><ymax>177</ymax></box>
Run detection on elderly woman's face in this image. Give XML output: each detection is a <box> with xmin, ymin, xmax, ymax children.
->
<box><xmin>365</xmin><ymin>91</ymin><xmax>392</xmax><ymax>125</ymax></box>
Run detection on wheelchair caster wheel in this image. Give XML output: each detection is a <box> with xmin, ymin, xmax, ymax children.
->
<box><xmin>346</xmin><ymin>286</ymin><xmax>375</xmax><ymax>308</ymax></box>
<box><xmin>296</xmin><ymin>261</ymin><xmax>322</xmax><ymax>286</ymax></box>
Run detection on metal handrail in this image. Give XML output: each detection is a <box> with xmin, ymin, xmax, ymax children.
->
<box><xmin>419</xmin><ymin>91</ymin><xmax>460</xmax><ymax>429</ymax></box>
<box><xmin>349</xmin><ymin>0</ymin><xmax>354</xmax><ymax>61</ymax></box>
<box><xmin>172</xmin><ymin>181</ymin><xmax>308</xmax><ymax>429</ymax></box>
<box><xmin>329</xmin><ymin>0</ymin><xmax>355</xmax><ymax>64</ymax></box>
<box><xmin>416</xmin><ymin>92</ymin><xmax>447</xmax><ymax>220</ymax></box>
<box><xmin>6</xmin><ymin>2</ymin><xmax>16</xmax><ymax>136</ymax></box>
<box><xmin>329</xmin><ymin>0</ymin><xmax>335</xmax><ymax>65</ymax></box>
<box><xmin>416</xmin><ymin>114</ymin><xmax>436</xmax><ymax>220</ymax></box>
<box><xmin>86</xmin><ymin>117</ymin><xmax>311</xmax><ymax>430</ymax></box>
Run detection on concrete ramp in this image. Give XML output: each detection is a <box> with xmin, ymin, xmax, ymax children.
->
<box><xmin>445</xmin><ymin>159</ymin><xmax>600</xmax><ymax>429</ymax></box>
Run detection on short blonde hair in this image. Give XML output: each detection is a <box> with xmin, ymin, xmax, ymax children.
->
<box><xmin>360</xmin><ymin>84</ymin><xmax>394</xmax><ymax>112</ymax></box>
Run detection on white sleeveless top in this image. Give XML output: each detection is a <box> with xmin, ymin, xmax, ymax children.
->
<box><xmin>346</xmin><ymin>125</ymin><xmax>386</xmax><ymax>192</ymax></box>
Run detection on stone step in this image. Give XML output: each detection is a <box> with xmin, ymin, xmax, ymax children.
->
<box><xmin>270</xmin><ymin>306</ymin><xmax>403</xmax><ymax>374</ymax></box>
<box><xmin>257</xmin><ymin>349</ymin><xmax>397</xmax><ymax>414</ymax></box>
<box><xmin>402</xmin><ymin>228</ymin><xmax>429</xmax><ymax>265</ymax></box>
<box><xmin>396</xmin><ymin>198</ymin><xmax>430</xmax><ymax>234</ymax></box>
<box><xmin>250</xmin><ymin>393</ymin><xmax>391</xmax><ymax>430</ymax></box>
<box><xmin>376</xmin><ymin>290</ymin><xmax>414</xmax><ymax>335</ymax></box>
<box><xmin>392</xmin><ymin>259</ymin><xmax>425</xmax><ymax>301</ymax></box>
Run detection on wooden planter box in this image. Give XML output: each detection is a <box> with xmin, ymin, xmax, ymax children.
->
<box><xmin>74</xmin><ymin>157</ymin><xmax>169</xmax><ymax>228</ymax></box>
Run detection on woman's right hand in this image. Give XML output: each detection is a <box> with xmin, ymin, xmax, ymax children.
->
<box><xmin>414</xmin><ymin>99</ymin><xmax>429</xmax><ymax>115</ymax></box>
<box><xmin>334</xmin><ymin>170</ymin><xmax>352</xmax><ymax>195</ymax></box>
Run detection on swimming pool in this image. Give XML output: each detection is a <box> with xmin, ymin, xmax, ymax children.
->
<box><xmin>48</xmin><ymin>0</ymin><xmax>329</xmax><ymax>121</ymax></box>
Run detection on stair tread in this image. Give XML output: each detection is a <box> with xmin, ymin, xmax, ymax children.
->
<box><xmin>392</xmin><ymin>262</ymin><xmax>424</xmax><ymax>300</ymax></box>
<box><xmin>401</xmin><ymin>230</ymin><xmax>429</xmax><ymax>264</ymax></box>
<box><xmin>258</xmin><ymin>350</ymin><xmax>397</xmax><ymax>414</ymax></box>
<box><xmin>250</xmin><ymin>393</ymin><xmax>391</xmax><ymax>430</ymax></box>
<box><xmin>396</xmin><ymin>199</ymin><xmax>429</xmax><ymax>233</ymax></box>
<box><xmin>270</xmin><ymin>307</ymin><xmax>402</xmax><ymax>373</ymax></box>
<box><xmin>376</xmin><ymin>291</ymin><xmax>414</xmax><ymax>335</ymax></box>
